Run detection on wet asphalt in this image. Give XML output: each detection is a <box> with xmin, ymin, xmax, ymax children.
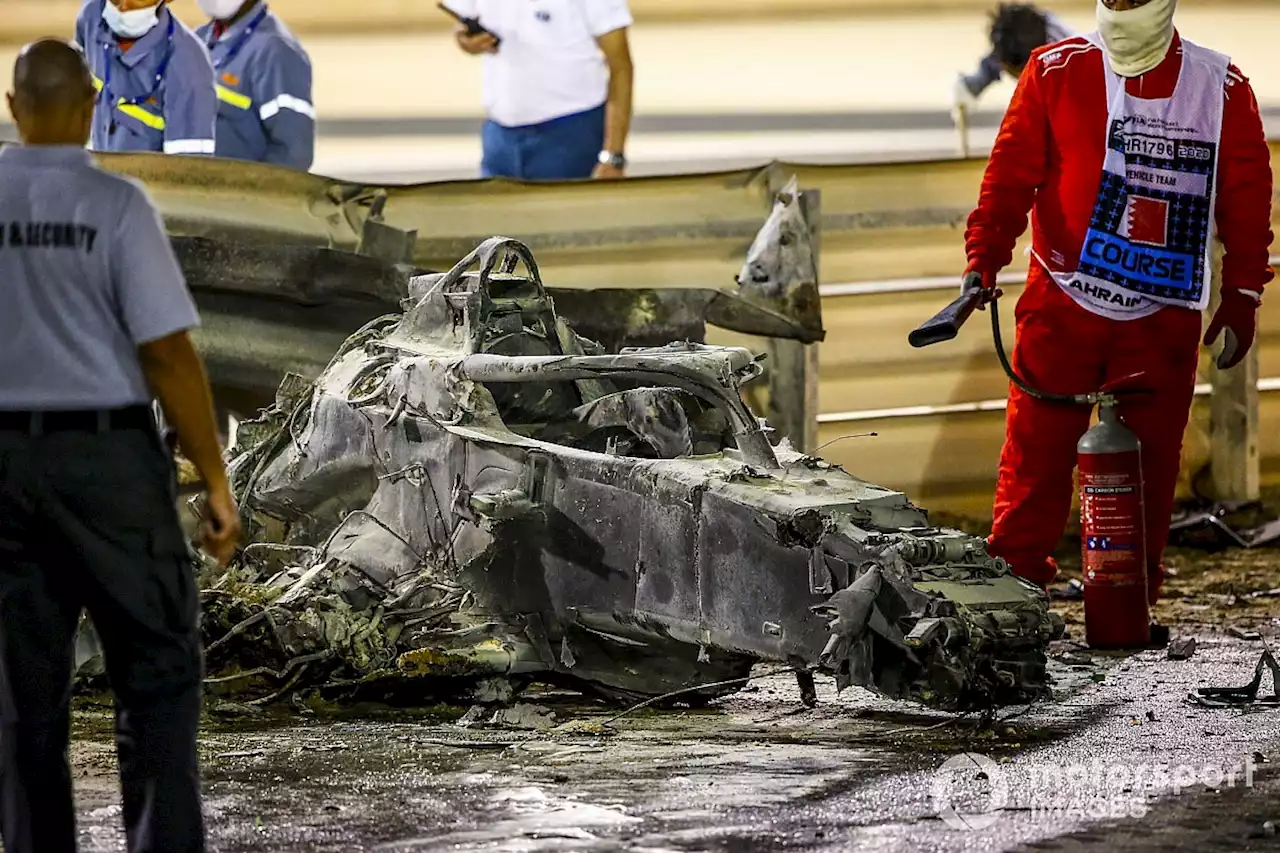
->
<box><xmin>62</xmin><ymin>622</ymin><xmax>1280</xmax><ymax>853</ymax></box>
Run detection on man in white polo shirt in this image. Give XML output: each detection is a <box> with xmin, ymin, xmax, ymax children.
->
<box><xmin>443</xmin><ymin>0</ymin><xmax>634</xmax><ymax>181</ymax></box>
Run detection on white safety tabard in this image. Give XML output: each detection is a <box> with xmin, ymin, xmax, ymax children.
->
<box><xmin>1039</xmin><ymin>35</ymin><xmax>1228</xmax><ymax>320</ymax></box>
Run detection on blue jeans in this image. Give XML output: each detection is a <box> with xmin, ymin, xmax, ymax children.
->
<box><xmin>481</xmin><ymin>104</ymin><xmax>606</xmax><ymax>181</ymax></box>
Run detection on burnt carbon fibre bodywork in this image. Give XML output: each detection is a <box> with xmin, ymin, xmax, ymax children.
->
<box><xmin>207</xmin><ymin>237</ymin><xmax>1063</xmax><ymax>710</ymax></box>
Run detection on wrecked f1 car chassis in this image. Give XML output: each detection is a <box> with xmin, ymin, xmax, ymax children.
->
<box><xmin>218</xmin><ymin>238</ymin><xmax>1063</xmax><ymax>711</ymax></box>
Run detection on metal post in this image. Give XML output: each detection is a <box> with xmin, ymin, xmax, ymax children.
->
<box><xmin>766</xmin><ymin>190</ymin><xmax>821</xmax><ymax>453</ymax></box>
<box><xmin>1208</xmin><ymin>247</ymin><xmax>1260</xmax><ymax>501</ymax></box>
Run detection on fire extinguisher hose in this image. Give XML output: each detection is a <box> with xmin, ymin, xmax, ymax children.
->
<box><xmin>988</xmin><ymin>292</ymin><xmax>1093</xmax><ymax>406</ymax></box>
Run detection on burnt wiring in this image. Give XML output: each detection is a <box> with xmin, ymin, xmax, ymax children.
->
<box><xmin>777</xmin><ymin>432</ymin><xmax>878</xmax><ymax>483</ymax></box>
<box><xmin>318</xmin><ymin>509</ymin><xmax>428</xmax><ymax>568</ymax></box>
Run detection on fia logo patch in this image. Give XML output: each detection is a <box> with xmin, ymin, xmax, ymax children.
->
<box><xmin>1124</xmin><ymin>197</ymin><xmax>1170</xmax><ymax>248</ymax></box>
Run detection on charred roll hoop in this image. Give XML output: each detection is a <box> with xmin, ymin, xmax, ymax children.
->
<box><xmin>208</xmin><ymin>237</ymin><xmax>1064</xmax><ymax>710</ymax></box>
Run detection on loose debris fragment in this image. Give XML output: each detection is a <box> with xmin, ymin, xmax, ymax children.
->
<box><xmin>1049</xmin><ymin>579</ymin><xmax>1085</xmax><ymax>601</ymax></box>
<box><xmin>1167</xmin><ymin>637</ymin><xmax>1198</xmax><ymax>661</ymax></box>
<box><xmin>458</xmin><ymin>703</ymin><xmax>558</xmax><ymax>732</ymax></box>
<box><xmin>1189</xmin><ymin>650</ymin><xmax>1280</xmax><ymax>708</ymax></box>
<box><xmin>1057</xmin><ymin>652</ymin><xmax>1095</xmax><ymax>668</ymax></box>
<box><xmin>1229</xmin><ymin>626</ymin><xmax>1263</xmax><ymax>642</ymax></box>
<box><xmin>187</xmin><ymin>237</ymin><xmax>1064</xmax><ymax>711</ymax></box>
<box><xmin>1168</xmin><ymin>500</ymin><xmax>1280</xmax><ymax>550</ymax></box>
<box><xmin>489</xmin><ymin>704</ymin><xmax>558</xmax><ymax>732</ymax></box>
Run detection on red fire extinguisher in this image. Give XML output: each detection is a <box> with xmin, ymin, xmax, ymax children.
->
<box><xmin>1078</xmin><ymin>396</ymin><xmax>1149</xmax><ymax>648</ymax></box>
<box><xmin>910</xmin><ymin>273</ymin><xmax>1152</xmax><ymax>648</ymax></box>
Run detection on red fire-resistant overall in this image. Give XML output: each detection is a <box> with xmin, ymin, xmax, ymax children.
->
<box><xmin>965</xmin><ymin>34</ymin><xmax>1274</xmax><ymax>602</ymax></box>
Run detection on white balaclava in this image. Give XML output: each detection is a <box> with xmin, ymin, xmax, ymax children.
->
<box><xmin>1097</xmin><ymin>0</ymin><xmax>1177</xmax><ymax>77</ymax></box>
<box><xmin>197</xmin><ymin>0</ymin><xmax>246</xmax><ymax>20</ymax></box>
<box><xmin>102</xmin><ymin>0</ymin><xmax>164</xmax><ymax>38</ymax></box>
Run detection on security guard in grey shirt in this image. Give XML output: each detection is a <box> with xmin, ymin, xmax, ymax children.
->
<box><xmin>0</xmin><ymin>40</ymin><xmax>240</xmax><ymax>853</ymax></box>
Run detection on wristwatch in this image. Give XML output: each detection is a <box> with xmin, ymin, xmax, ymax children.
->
<box><xmin>597</xmin><ymin>150</ymin><xmax>627</xmax><ymax>170</ymax></box>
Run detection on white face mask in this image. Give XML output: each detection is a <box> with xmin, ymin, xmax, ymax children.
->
<box><xmin>103</xmin><ymin>1</ymin><xmax>162</xmax><ymax>38</ymax></box>
<box><xmin>1097</xmin><ymin>0</ymin><xmax>1177</xmax><ymax>77</ymax></box>
<box><xmin>197</xmin><ymin>0</ymin><xmax>246</xmax><ymax>21</ymax></box>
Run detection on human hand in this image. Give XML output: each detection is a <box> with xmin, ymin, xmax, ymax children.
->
<box><xmin>1204</xmin><ymin>288</ymin><xmax>1261</xmax><ymax>370</ymax></box>
<box><xmin>456</xmin><ymin>27</ymin><xmax>498</xmax><ymax>55</ymax></box>
<box><xmin>963</xmin><ymin>265</ymin><xmax>1001</xmax><ymax>310</ymax></box>
<box><xmin>951</xmin><ymin>74</ymin><xmax>978</xmax><ymax>121</ymax></box>
<box><xmin>592</xmin><ymin>161</ymin><xmax>625</xmax><ymax>180</ymax></box>
<box><xmin>200</xmin><ymin>485</ymin><xmax>242</xmax><ymax>568</ymax></box>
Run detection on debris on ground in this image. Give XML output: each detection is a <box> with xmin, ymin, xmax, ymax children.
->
<box><xmin>487</xmin><ymin>704</ymin><xmax>558</xmax><ymax>732</ymax></box>
<box><xmin>456</xmin><ymin>702</ymin><xmax>560</xmax><ymax>734</ymax></box>
<box><xmin>552</xmin><ymin>719</ymin><xmax>614</xmax><ymax>736</ymax></box>
<box><xmin>1167</xmin><ymin>637</ymin><xmax>1197</xmax><ymax>660</ymax></box>
<box><xmin>455</xmin><ymin>706</ymin><xmax>489</xmax><ymax>729</ymax></box>
<box><xmin>1049</xmin><ymin>578</ymin><xmax>1085</xmax><ymax>601</ymax></box>
<box><xmin>1229</xmin><ymin>626</ymin><xmax>1263</xmax><ymax>642</ymax></box>
<box><xmin>1168</xmin><ymin>500</ymin><xmax>1280</xmax><ymax>550</ymax></box>
<box><xmin>1189</xmin><ymin>650</ymin><xmax>1280</xmax><ymax>708</ymax></box>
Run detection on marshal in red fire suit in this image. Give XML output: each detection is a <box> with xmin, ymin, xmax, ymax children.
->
<box><xmin>965</xmin><ymin>34</ymin><xmax>1274</xmax><ymax>601</ymax></box>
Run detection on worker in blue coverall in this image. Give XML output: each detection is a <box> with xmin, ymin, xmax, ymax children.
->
<box><xmin>75</xmin><ymin>0</ymin><xmax>217</xmax><ymax>156</ymax></box>
<box><xmin>195</xmin><ymin>0</ymin><xmax>315</xmax><ymax>170</ymax></box>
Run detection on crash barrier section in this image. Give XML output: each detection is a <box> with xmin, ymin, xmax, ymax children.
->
<box><xmin>98</xmin><ymin>142</ymin><xmax>1280</xmax><ymax>518</ymax></box>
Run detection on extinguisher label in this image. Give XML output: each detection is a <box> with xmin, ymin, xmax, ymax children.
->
<box><xmin>1079</xmin><ymin>452</ymin><xmax>1147</xmax><ymax>588</ymax></box>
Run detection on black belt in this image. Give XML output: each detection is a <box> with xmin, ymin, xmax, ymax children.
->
<box><xmin>0</xmin><ymin>405</ymin><xmax>155</xmax><ymax>436</ymax></box>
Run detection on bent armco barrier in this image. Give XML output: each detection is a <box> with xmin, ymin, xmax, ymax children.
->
<box><xmin>92</xmin><ymin>143</ymin><xmax>1280</xmax><ymax>517</ymax></box>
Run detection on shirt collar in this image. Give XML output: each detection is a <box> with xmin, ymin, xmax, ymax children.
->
<box><xmin>0</xmin><ymin>144</ymin><xmax>94</xmax><ymax>168</ymax></box>
<box><xmin>100</xmin><ymin>3</ymin><xmax>173</xmax><ymax>68</ymax></box>
<box><xmin>212</xmin><ymin>2</ymin><xmax>267</xmax><ymax>45</ymax></box>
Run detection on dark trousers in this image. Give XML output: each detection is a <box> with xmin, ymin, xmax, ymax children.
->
<box><xmin>0</xmin><ymin>425</ymin><xmax>205</xmax><ymax>853</ymax></box>
<box><xmin>481</xmin><ymin>103</ymin><xmax>606</xmax><ymax>181</ymax></box>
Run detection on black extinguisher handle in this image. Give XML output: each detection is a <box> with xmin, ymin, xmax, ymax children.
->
<box><xmin>908</xmin><ymin>273</ymin><xmax>991</xmax><ymax>348</ymax></box>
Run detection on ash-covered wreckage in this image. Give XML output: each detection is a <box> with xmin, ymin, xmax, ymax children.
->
<box><xmin>193</xmin><ymin>229</ymin><xmax>1065</xmax><ymax>712</ymax></box>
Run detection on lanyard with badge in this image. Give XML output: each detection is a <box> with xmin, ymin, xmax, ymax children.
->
<box><xmin>100</xmin><ymin>13</ymin><xmax>175</xmax><ymax>135</ymax></box>
<box><xmin>206</xmin><ymin>5</ymin><xmax>270</xmax><ymax>70</ymax></box>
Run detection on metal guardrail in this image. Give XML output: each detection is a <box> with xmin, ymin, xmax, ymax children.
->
<box><xmin>93</xmin><ymin>144</ymin><xmax>1280</xmax><ymax>516</ymax></box>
